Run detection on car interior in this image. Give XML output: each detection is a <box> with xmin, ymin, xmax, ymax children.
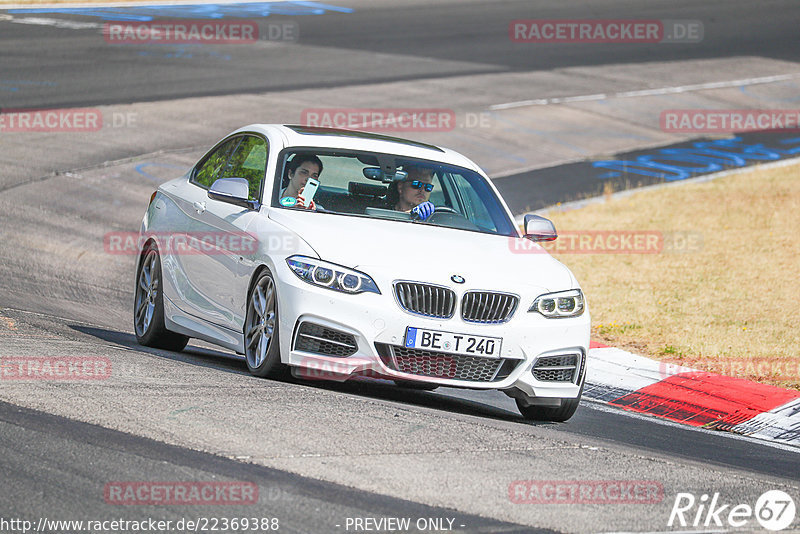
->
<box><xmin>274</xmin><ymin>151</ymin><xmax>514</xmax><ymax>235</ymax></box>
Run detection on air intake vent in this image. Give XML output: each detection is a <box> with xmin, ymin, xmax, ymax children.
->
<box><xmin>376</xmin><ymin>343</ymin><xmax>509</xmax><ymax>382</ymax></box>
<box><xmin>461</xmin><ymin>291</ymin><xmax>518</xmax><ymax>324</ymax></box>
<box><xmin>394</xmin><ymin>281</ymin><xmax>456</xmax><ymax>319</ymax></box>
<box><xmin>532</xmin><ymin>353</ymin><xmax>581</xmax><ymax>382</ymax></box>
<box><xmin>293</xmin><ymin>322</ymin><xmax>357</xmax><ymax>358</ymax></box>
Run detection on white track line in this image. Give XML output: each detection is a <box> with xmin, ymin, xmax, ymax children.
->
<box><xmin>490</xmin><ymin>73</ymin><xmax>800</xmax><ymax>111</ymax></box>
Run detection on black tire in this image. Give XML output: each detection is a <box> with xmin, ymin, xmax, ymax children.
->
<box><xmin>134</xmin><ymin>245</ymin><xmax>189</xmax><ymax>352</ymax></box>
<box><xmin>516</xmin><ymin>384</ymin><xmax>583</xmax><ymax>422</ymax></box>
<box><xmin>393</xmin><ymin>379</ymin><xmax>439</xmax><ymax>391</ymax></box>
<box><xmin>244</xmin><ymin>269</ymin><xmax>286</xmax><ymax>378</ymax></box>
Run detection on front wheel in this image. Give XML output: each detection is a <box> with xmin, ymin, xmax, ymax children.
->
<box><xmin>134</xmin><ymin>245</ymin><xmax>189</xmax><ymax>351</ymax></box>
<box><xmin>244</xmin><ymin>269</ymin><xmax>286</xmax><ymax>378</ymax></box>
<box><xmin>516</xmin><ymin>384</ymin><xmax>583</xmax><ymax>422</ymax></box>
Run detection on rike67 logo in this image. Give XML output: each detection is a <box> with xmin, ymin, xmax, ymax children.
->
<box><xmin>669</xmin><ymin>490</ymin><xmax>796</xmax><ymax>531</ymax></box>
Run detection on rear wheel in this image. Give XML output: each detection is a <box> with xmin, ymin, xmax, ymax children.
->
<box><xmin>516</xmin><ymin>384</ymin><xmax>583</xmax><ymax>422</ymax></box>
<box><xmin>244</xmin><ymin>269</ymin><xmax>286</xmax><ymax>378</ymax></box>
<box><xmin>134</xmin><ymin>246</ymin><xmax>189</xmax><ymax>351</ymax></box>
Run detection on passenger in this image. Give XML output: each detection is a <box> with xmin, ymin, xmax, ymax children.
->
<box><xmin>388</xmin><ymin>164</ymin><xmax>436</xmax><ymax>221</ymax></box>
<box><xmin>281</xmin><ymin>154</ymin><xmax>323</xmax><ymax>210</ymax></box>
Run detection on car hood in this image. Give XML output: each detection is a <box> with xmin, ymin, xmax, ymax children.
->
<box><xmin>267</xmin><ymin>209</ymin><xmax>575</xmax><ymax>294</ymax></box>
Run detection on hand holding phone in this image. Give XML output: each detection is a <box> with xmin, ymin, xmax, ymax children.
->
<box><xmin>300</xmin><ymin>178</ymin><xmax>320</xmax><ymax>204</ymax></box>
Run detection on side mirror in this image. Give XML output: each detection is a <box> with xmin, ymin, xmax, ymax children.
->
<box><xmin>523</xmin><ymin>214</ymin><xmax>557</xmax><ymax>242</ymax></box>
<box><xmin>208</xmin><ymin>178</ymin><xmax>259</xmax><ymax>210</ymax></box>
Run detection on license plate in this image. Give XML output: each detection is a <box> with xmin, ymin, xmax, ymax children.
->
<box><xmin>404</xmin><ymin>327</ymin><xmax>502</xmax><ymax>358</ymax></box>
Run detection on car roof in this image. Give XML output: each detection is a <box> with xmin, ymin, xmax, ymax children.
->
<box><xmin>232</xmin><ymin>124</ymin><xmax>483</xmax><ymax>174</ymax></box>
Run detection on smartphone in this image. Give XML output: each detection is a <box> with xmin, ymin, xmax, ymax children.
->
<box><xmin>301</xmin><ymin>178</ymin><xmax>320</xmax><ymax>203</ymax></box>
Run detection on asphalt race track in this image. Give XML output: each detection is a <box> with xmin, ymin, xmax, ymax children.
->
<box><xmin>1</xmin><ymin>1</ymin><xmax>799</xmax><ymax>532</ymax></box>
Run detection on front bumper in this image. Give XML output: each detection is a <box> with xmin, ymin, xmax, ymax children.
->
<box><xmin>276</xmin><ymin>263</ymin><xmax>590</xmax><ymax>400</ymax></box>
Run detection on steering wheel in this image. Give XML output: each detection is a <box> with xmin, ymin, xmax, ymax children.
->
<box><xmin>433</xmin><ymin>206</ymin><xmax>458</xmax><ymax>214</ymax></box>
<box><xmin>410</xmin><ymin>205</ymin><xmax>458</xmax><ymax>221</ymax></box>
<box><xmin>426</xmin><ymin>206</ymin><xmax>481</xmax><ymax>231</ymax></box>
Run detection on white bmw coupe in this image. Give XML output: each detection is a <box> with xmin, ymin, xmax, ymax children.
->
<box><xmin>134</xmin><ymin>125</ymin><xmax>590</xmax><ymax>421</ymax></box>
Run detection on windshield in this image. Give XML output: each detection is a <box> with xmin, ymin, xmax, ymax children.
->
<box><xmin>272</xmin><ymin>150</ymin><xmax>518</xmax><ymax>237</ymax></box>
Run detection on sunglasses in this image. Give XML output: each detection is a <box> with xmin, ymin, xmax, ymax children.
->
<box><xmin>408</xmin><ymin>180</ymin><xmax>434</xmax><ymax>192</ymax></box>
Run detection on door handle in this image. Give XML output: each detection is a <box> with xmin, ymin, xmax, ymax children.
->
<box><xmin>193</xmin><ymin>201</ymin><xmax>206</xmax><ymax>214</ymax></box>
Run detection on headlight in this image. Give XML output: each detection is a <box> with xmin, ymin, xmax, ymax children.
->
<box><xmin>286</xmin><ymin>256</ymin><xmax>380</xmax><ymax>295</ymax></box>
<box><xmin>529</xmin><ymin>289</ymin><xmax>585</xmax><ymax>318</ymax></box>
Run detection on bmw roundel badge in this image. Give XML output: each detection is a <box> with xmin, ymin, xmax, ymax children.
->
<box><xmin>451</xmin><ymin>275</ymin><xmax>465</xmax><ymax>284</ymax></box>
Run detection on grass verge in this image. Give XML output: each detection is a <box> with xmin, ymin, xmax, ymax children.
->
<box><xmin>540</xmin><ymin>162</ymin><xmax>800</xmax><ymax>389</ymax></box>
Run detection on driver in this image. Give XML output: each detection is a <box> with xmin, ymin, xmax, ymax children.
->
<box><xmin>392</xmin><ymin>164</ymin><xmax>436</xmax><ymax>221</ymax></box>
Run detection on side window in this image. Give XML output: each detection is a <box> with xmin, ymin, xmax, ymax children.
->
<box><xmin>193</xmin><ymin>137</ymin><xmax>241</xmax><ymax>188</ymax></box>
<box><xmin>218</xmin><ymin>136</ymin><xmax>268</xmax><ymax>201</ymax></box>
